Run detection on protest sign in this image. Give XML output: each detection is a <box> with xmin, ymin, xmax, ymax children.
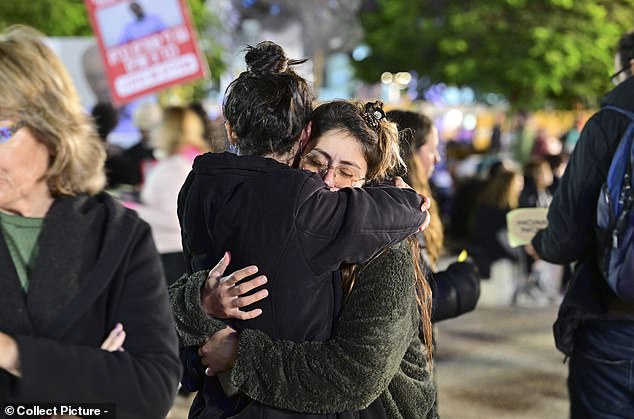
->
<box><xmin>84</xmin><ymin>0</ymin><xmax>207</xmax><ymax>105</ymax></box>
<box><xmin>506</xmin><ymin>207</ymin><xmax>549</xmax><ymax>247</ymax></box>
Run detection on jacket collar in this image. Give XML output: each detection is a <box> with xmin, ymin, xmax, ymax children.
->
<box><xmin>0</xmin><ymin>194</ymin><xmax>135</xmax><ymax>338</ymax></box>
<box><xmin>192</xmin><ymin>151</ymin><xmax>291</xmax><ymax>175</ymax></box>
<box><xmin>26</xmin><ymin>195</ymin><xmax>103</xmax><ymax>333</ymax></box>
<box><xmin>601</xmin><ymin>75</ymin><xmax>634</xmax><ymax>111</ymax></box>
<box><xmin>0</xmin><ymin>230</ymin><xmax>31</xmax><ymax>335</ymax></box>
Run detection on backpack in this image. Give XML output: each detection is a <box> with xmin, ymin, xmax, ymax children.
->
<box><xmin>595</xmin><ymin>105</ymin><xmax>634</xmax><ymax>304</ymax></box>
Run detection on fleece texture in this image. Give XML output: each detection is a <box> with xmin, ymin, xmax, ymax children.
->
<box><xmin>170</xmin><ymin>242</ymin><xmax>438</xmax><ymax>418</ymax></box>
<box><xmin>169</xmin><ymin>270</ymin><xmax>226</xmax><ymax>347</ymax></box>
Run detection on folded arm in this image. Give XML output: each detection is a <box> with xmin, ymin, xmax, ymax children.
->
<box><xmin>9</xmin><ymin>225</ymin><xmax>181</xmax><ymax>419</ymax></box>
<box><xmin>430</xmin><ymin>259</ymin><xmax>480</xmax><ymax>323</ymax></box>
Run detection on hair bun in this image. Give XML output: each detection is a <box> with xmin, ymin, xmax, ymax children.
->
<box><xmin>245</xmin><ymin>41</ymin><xmax>289</xmax><ymax>74</ymax></box>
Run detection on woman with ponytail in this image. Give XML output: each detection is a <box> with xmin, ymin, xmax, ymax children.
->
<box><xmin>387</xmin><ymin>110</ymin><xmax>481</xmax><ymax>323</ymax></box>
<box><xmin>173</xmin><ymin>41</ymin><xmax>430</xmax><ymax>418</ymax></box>
<box><xmin>179</xmin><ymin>100</ymin><xmax>438</xmax><ymax>418</ymax></box>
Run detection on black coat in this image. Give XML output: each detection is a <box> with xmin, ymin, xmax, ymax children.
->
<box><xmin>532</xmin><ymin>76</ymin><xmax>634</xmax><ymax>354</ymax></box>
<box><xmin>177</xmin><ymin>152</ymin><xmax>425</xmax><ymax>418</ymax></box>
<box><xmin>225</xmin><ymin>242</ymin><xmax>438</xmax><ymax>419</ymax></box>
<box><xmin>0</xmin><ymin>193</ymin><xmax>181</xmax><ymax>419</ymax></box>
<box><xmin>415</xmin><ymin>232</ymin><xmax>480</xmax><ymax>323</ymax></box>
<box><xmin>429</xmin><ymin>259</ymin><xmax>480</xmax><ymax>323</ymax></box>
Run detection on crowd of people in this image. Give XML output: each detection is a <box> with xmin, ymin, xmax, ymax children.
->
<box><xmin>1</xmin><ymin>21</ymin><xmax>633</xmax><ymax>419</ymax></box>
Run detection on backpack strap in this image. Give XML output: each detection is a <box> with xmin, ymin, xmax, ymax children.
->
<box><xmin>600</xmin><ymin>105</ymin><xmax>634</xmax><ymax>217</ymax></box>
<box><xmin>603</xmin><ymin>105</ymin><xmax>634</xmax><ymax>121</ymax></box>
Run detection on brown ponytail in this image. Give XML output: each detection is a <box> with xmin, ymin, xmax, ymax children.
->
<box><xmin>340</xmin><ymin>238</ymin><xmax>434</xmax><ymax>367</ymax></box>
<box><xmin>362</xmin><ymin>101</ymin><xmax>405</xmax><ymax>181</ymax></box>
<box><xmin>408</xmin><ymin>236</ymin><xmax>434</xmax><ymax>366</ymax></box>
<box><xmin>387</xmin><ymin>109</ymin><xmax>444</xmax><ymax>267</ymax></box>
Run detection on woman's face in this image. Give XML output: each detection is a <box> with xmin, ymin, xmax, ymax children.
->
<box><xmin>181</xmin><ymin>111</ymin><xmax>206</xmax><ymax>150</ymax></box>
<box><xmin>300</xmin><ymin>129</ymin><xmax>368</xmax><ymax>191</ymax></box>
<box><xmin>414</xmin><ymin>126</ymin><xmax>441</xmax><ymax>181</ymax></box>
<box><xmin>0</xmin><ymin>119</ymin><xmax>52</xmax><ymax>216</ymax></box>
<box><xmin>511</xmin><ymin>173</ymin><xmax>524</xmax><ymax>198</ymax></box>
<box><xmin>535</xmin><ymin>163</ymin><xmax>553</xmax><ymax>190</ymax></box>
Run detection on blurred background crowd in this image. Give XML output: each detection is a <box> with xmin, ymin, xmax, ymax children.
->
<box><xmin>3</xmin><ymin>0</ymin><xmax>623</xmax><ymax>306</ymax></box>
<box><xmin>2</xmin><ymin>1</ymin><xmax>634</xmax><ymax>417</ymax></box>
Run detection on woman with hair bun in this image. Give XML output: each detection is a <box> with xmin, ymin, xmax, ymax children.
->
<box><xmin>173</xmin><ymin>42</ymin><xmax>429</xmax><ymax>418</ymax></box>
<box><xmin>173</xmin><ymin>99</ymin><xmax>439</xmax><ymax>418</ymax></box>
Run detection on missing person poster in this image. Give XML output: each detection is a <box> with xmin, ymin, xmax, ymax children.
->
<box><xmin>84</xmin><ymin>0</ymin><xmax>208</xmax><ymax>105</ymax></box>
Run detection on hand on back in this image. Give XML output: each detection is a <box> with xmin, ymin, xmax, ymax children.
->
<box><xmin>393</xmin><ymin>176</ymin><xmax>431</xmax><ymax>232</ymax></box>
<box><xmin>201</xmin><ymin>252</ymin><xmax>269</xmax><ymax>320</ymax></box>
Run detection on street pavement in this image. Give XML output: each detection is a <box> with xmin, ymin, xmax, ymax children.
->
<box><xmin>435</xmin><ymin>304</ymin><xmax>569</xmax><ymax>419</ymax></box>
<box><xmin>169</xmin><ymin>305</ymin><xmax>569</xmax><ymax>419</ymax></box>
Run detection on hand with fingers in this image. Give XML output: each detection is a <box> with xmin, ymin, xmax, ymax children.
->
<box><xmin>198</xmin><ymin>326</ymin><xmax>238</xmax><ymax>376</ymax></box>
<box><xmin>524</xmin><ymin>243</ymin><xmax>541</xmax><ymax>261</ymax></box>
<box><xmin>392</xmin><ymin>177</ymin><xmax>431</xmax><ymax>232</ymax></box>
<box><xmin>201</xmin><ymin>251</ymin><xmax>269</xmax><ymax>320</ymax></box>
<box><xmin>100</xmin><ymin>323</ymin><xmax>126</xmax><ymax>352</ymax></box>
<box><xmin>392</xmin><ymin>176</ymin><xmax>411</xmax><ymax>190</ymax></box>
<box><xmin>418</xmin><ymin>195</ymin><xmax>431</xmax><ymax>232</ymax></box>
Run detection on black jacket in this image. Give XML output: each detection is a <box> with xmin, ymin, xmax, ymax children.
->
<box><xmin>415</xmin><ymin>232</ymin><xmax>480</xmax><ymax>323</ymax></box>
<box><xmin>177</xmin><ymin>152</ymin><xmax>425</xmax><ymax>418</ymax></box>
<box><xmin>429</xmin><ymin>259</ymin><xmax>480</xmax><ymax>323</ymax></box>
<box><xmin>0</xmin><ymin>193</ymin><xmax>181</xmax><ymax>419</ymax></box>
<box><xmin>532</xmin><ymin>76</ymin><xmax>634</xmax><ymax>354</ymax></box>
<box><xmin>228</xmin><ymin>242</ymin><xmax>438</xmax><ymax>419</ymax></box>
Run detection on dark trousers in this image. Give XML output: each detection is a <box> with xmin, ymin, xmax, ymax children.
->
<box><xmin>569</xmin><ymin>320</ymin><xmax>634</xmax><ymax>418</ymax></box>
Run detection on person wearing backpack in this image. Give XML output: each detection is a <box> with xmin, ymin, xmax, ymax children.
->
<box><xmin>525</xmin><ymin>31</ymin><xmax>634</xmax><ymax>418</ymax></box>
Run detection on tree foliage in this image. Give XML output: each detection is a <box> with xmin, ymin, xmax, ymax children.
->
<box><xmin>0</xmin><ymin>0</ymin><xmax>227</xmax><ymax>83</ymax></box>
<box><xmin>354</xmin><ymin>0</ymin><xmax>634</xmax><ymax>109</ymax></box>
<box><xmin>0</xmin><ymin>1</ymin><xmax>93</xmax><ymax>36</ymax></box>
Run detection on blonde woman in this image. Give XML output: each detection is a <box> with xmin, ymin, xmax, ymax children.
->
<box><xmin>0</xmin><ymin>25</ymin><xmax>180</xmax><ymax>418</ymax></box>
<box><xmin>172</xmin><ymin>100</ymin><xmax>438</xmax><ymax>419</ymax></box>
<box><xmin>132</xmin><ymin>106</ymin><xmax>210</xmax><ymax>285</ymax></box>
<box><xmin>387</xmin><ymin>110</ymin><xmax>480</xmax><ymax>322</ymax></box>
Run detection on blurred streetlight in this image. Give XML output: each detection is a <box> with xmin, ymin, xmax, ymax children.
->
<box><xmin>394</xmin><ymin>71</ymin><xmax>411</xmax><ymax>85</ymax></box>
<box><xmin>380</xmin><ymin>71</ymin><xmax>393</xmax><ymax>84</ymax></box>
<box><xmin>380</xmin><ymin>71</ymin><xmax>412</xmax><ymax>103</ymax></box>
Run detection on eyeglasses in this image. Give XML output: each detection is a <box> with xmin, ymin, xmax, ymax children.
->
<box><xmin>610</xmin><ymin>65</ymin><xmax>631</xmax><ymax>86</ymax></box>
<box><xmin>301</xmin><ymin>152</ymin><xmax>365</xmax><ymax>188</ymax></box>
<box><xmin>0</xmin><ymin>121</ymin><xmax>26</xmax><ymax>144</ymax></box>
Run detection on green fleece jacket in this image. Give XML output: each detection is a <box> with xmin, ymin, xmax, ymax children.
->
<box><xmin>169</xmin><ymin>242</ymin><xmax>438</xmax><ymax>418</ymax></box>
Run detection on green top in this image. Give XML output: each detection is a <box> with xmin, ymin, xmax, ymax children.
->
<box><xmin>0</xmin><ymin>211</ymin><xmax>44</xmax><ymax>291</ymax></box>
<box><xmin>169</xmin><ymin>241</ymin><xmax>438</xmax><ymax>419</ymax></box>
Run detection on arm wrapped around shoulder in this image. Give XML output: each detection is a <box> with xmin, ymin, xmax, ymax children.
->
<box><xmin>430</xmin><ymin>259</ymin><xmax>481</xmax><ymax>323</ymax></box>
